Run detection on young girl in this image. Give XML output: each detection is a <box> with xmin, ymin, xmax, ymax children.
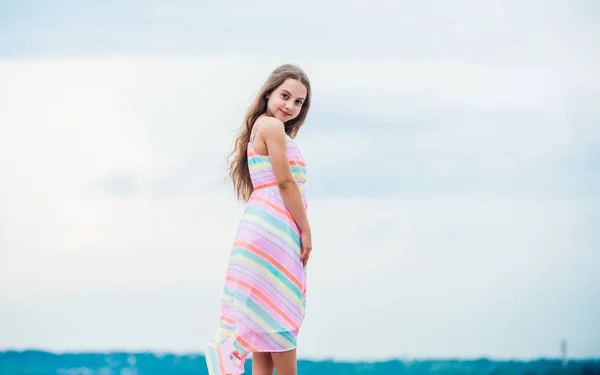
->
<box><xmin>206</xmin><ymin>64</ymin><xmax>313</xmax><ymax>375</ymax></box>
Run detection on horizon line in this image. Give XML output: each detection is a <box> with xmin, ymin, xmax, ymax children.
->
<box><xmin>1</xmin><ymin>348</ymin><xmax>598</xmax><ymax>363</ymax></box>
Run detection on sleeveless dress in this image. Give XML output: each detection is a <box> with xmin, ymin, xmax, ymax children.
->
<box><xmin>205</xmin><ymin>124</ymin><xmax>308</xmax><ymax>375</ymax></box>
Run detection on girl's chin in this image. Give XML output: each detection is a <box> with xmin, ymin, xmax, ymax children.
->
<box><xmin>265</xmin><ymin>111</ymin><xmax>290</xmax><ymax>122</ymax></box>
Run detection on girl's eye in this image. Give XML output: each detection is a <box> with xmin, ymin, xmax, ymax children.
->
<box><xmin>296</xmin><ymin>101</ymin><xmax>303</xmax><ymax>105</ymax></box>
<box><xmin>281</xmin><ymin>93</ymin><xmax>288</xmax><ymax>99</ymax></box>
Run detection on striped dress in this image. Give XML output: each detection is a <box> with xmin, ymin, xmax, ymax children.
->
<box><xmin>206</xmin><ymin>124</ymin><xmax>308</xmax><ymax>375</ymax></box>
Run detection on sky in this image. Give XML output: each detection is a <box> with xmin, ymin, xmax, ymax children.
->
<box><xmin>0</xmin><ymin>0</ymin><xmax>599</xmax><ymax>361</ymax></box>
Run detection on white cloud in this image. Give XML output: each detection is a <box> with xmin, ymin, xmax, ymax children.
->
<box><xmin>1</xmin><ymin>195</ymin><xmax>597</xmax><ymax>358</ymax></box>
<box><xmin>0</xmin><ymin>56</ymin><xmax>598</xmax><ymax>358</ymax></box>
<box><xmin>5</xmin><ymin>0</ymin><xmax>598</xmax><ymax>69</ymax></box>
<box><xmin>305</xmin><ymin>58</ymin><xmax>600</xmax><ymax>161</ymax></box>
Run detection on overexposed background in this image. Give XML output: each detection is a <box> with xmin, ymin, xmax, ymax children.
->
<box><xmin>1</xmin><ymin>0</ymin><xmax>599</xmax><ymax>361</ymax></box>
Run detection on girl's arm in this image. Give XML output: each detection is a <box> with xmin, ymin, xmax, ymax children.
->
<box><xmin>257</xmin><ymin>117</ymin><xmax>311</xmax><ymax>236</ymax></box>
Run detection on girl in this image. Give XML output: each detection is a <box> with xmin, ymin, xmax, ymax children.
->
<box><xmin>206</xmin><ymin>64</ymin><xmax>313</xmax><ymax>375</ymax></box>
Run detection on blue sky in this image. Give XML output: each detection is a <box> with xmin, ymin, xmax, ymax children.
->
<box><xmin>0</xmin><ymin>0</ymin><xmax>599</xmax><ymax>361</ymax></box>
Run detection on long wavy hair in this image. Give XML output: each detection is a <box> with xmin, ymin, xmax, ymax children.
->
<box><xmin>228</xmin><ymin>64</ymin><xmax>312</xmax><ymax>202</ymax></box>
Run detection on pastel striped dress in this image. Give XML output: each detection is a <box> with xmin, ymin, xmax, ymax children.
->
<box><xmin>206</xmin><ymin>124</ymin><xmax>308</xmax><ymax>375</ymax></box>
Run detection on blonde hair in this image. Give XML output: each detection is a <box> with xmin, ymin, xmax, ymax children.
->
<box><xmin>228</xmin><ymin>64</ymin><xmax>312</xmax><ymax>202</ymax></box>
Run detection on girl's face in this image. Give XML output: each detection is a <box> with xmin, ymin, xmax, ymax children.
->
<box><xmin>265</xmin><ymin>78</ymin><xmax>307</xmax><ymax>123</ymax></box>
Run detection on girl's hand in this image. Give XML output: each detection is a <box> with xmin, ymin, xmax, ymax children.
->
<box><xmin>300</xmin><ymin>231</ymin><xmax>312</xmax><ymax>267</ymax></box>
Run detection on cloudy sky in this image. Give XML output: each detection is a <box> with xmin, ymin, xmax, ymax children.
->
<box><xmin>1</xmin><ymin>0</ymin><xmax>599</xmax><ymax>361</ymax></box>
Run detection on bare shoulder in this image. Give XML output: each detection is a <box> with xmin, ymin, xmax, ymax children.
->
<box><xmin>256</xmin><ymin>116</ymin><xmax>285</xmax><ymax>138</ymax></box>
